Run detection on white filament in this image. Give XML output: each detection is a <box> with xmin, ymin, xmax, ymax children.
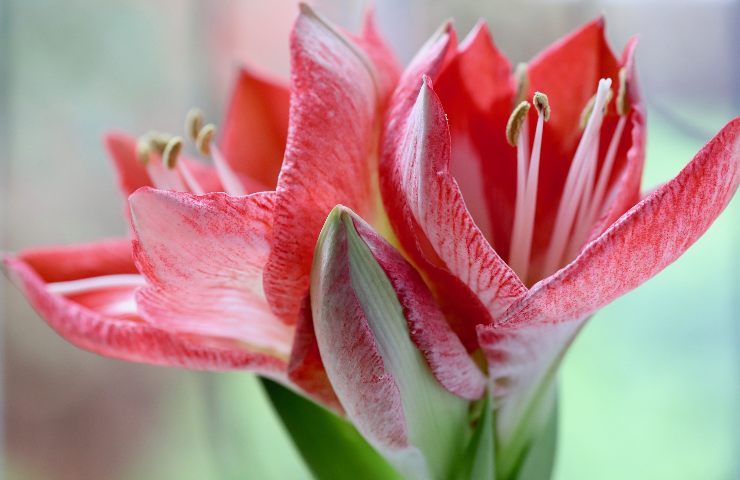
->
<box><xmin>509</xmin><ymin>112</ymin><xmax>544</xmax><ymax>283</ymax></box>
<box><xmin>541</xmin><ymin>78</ymin><xmax>612</xmax><ymax>278</ymax></box>
<box><xmin>211</xmin><ymin>144</ymin><xmax>247</xmax><ymax>196</ymax></box>
<box><xmin>176</xmin><ymin>161</ymin><xmax>206</xmax><ymax>195</ymax></box>
<box><xmin>48</xmin><ymin>274</ymin><xmax>147</xmax><ymax>296</ymax></box>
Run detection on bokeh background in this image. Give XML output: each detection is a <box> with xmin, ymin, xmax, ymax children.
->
<box><xmin>1</xmin><ymin>0</ymin><xmax>738</xmax><ymax>479</ymax></box>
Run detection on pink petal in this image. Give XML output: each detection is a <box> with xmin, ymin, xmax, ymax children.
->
<box><xmin>4</xmin><ymin>247</ymin><xmax>285</xmax><ymax>374</ymax></box>
<box><xmin>264</xmin><ymin>6</ymin><xmax>387</xmax><ymax>324</ymax></box>
<box><xmin>286</xmin><ymin>293</ymin><xmax>343</xmax><ymax>413</ymax></box>
<box><xmin>501</xmin><ymin>117</ymin><xmax>740</xmax><ymax>327</ymax></box>
<box><xmin>381</xmin><ymin>73</ymin><xmax>526</xmax><ymax>346</ymax></box>
<box><xmin>219</xmin><ymin>66</ymin><xmax>290</xmax><ymax>190</ymax></box>
<box><xmin>129</xmin><ymin>188</ymin><xmax>293</xmax><ymax>359</ymax></box>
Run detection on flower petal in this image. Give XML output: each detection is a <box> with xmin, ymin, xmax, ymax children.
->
<box><xmin>502</xmin><ymin>116</ymin><xmax>740</xmax><ymax>327</ymax></box>
<box><xmin>219</xmin><ymin>67</ymin><xmax>290</xmax><ymax>190</ymax></box>
<box><xmin>311</xmin><ymin>206</ymin><xmax>469</xmax><ymax>479</ymax></box>
<box><xmin>129</xmin><ymin>188</ymin><xmax>293</xmax><ymax>360</ymax></box>
<box><xmin>4</xmin><ymin>246</ymin><xmax>284</xmax><ymax>374</ymax></box>
<box><xmin>264</xmin><ymin>6</ymin><xmax>386</xmax><ymax>324</ymax></box>
<box><xmin>435</xmin><ymin>21</ymin><xmax>515</xmax><ymax>250</ymax></box>
<box><xmin>286</xmin><ymin>293</ymin><xmax>343</xmax><ymax>413</ymax></box>
<box><xmin>430</xmin><ymin>21</ymin><xmax>528</xmax><ymax>271</ymax></box>
<box><xmin>381</xmin><ymin>73</ymin><xmax>526</xmax><ymax>346</ymax></box>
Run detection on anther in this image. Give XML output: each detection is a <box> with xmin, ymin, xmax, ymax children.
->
<box><xmin>196</xmin><ymin>124</ymin><xmax>216</xmax><ymax>155</ymax></box>
<box><xmin>136</xmin><ymin>135</ymin><xmax>151</xmax><ymax>165</ymax></box>
<box><xmin>162</xmin><ymin>136</ymin><xmax>183</xmax><ymax>169</ymax></box>
<box><xmin>532</xmin><ymin>92</ymin><xmax>550</xmax><ymax>121</ymax></box>
<box><xmin>506</xmin><ymin>101</ymin><xmax>531</xmax><ymax>147</ymax></box>
<box><xmin>616</xmin><ymin>67</ymin><xmax>630</xmax><ymax>116</ymax></box>
<box><xmin>513</xmin><ymin>63</ymin><xmax>529</xmax><ymax>105</ymax></box>
<box><xmin>185</xmin><ymin>108</ymin><xmax>204</xmax><ymax>141</ymax></box>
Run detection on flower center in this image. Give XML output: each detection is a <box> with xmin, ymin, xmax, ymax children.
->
<box><xmin>135</xmin><ymin>109</ymin><xmax>246</xmax><ymax>196</ymax></box>
<box><xmin>505</xmin><ymin>70</ymin><xmax>630</xmax><ymax>285</ymax></box>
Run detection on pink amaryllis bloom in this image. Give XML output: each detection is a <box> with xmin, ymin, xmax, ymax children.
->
<box><xmin>5</xmin><ymin>5</ymin><xmax>738</xmax><ymax>479</ymax></box>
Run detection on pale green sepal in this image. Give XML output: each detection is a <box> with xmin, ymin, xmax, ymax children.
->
<box><xmin>328</xmin><ymin>206</ymin><xmax>470</xmax><ymax>480</ymax></box>
<box><xmin>514</xmin><ymin>394</ymin><xmax>558</xmax><ymax>480</ymax></box>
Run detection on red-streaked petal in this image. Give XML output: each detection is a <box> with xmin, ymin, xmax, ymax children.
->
<box><xmin>286</xmin><ymin>294</ymin><xmax>343</xmax><ymax>412</ymax></box>
<box><xmin>219</xmin><ymin>67</ymin><xmax>290</xmax><ymax>190</ymax></box>
<box><xmin>264</xmin><ymin>6</ymin><xmax>384</xmax><ymax>324</ymax></box>
<box><xmin>501</xmin><ymin>117</ymin><xmax>739</xmax><ymax>327</ymax></box>
<box><xmin>435</xmin><ymin>21</ymin><xmax>516</xmax><ymax>257</ymax></box>
<box><xmin>4</xmin><ymin>254</ymin><xmax>286</xmax><ymax>375</ymax></box>
<box><xmin>382</xmin><ymin>75</ymin><xmax>526</xmax><ymax>346</ymax></box>
<box><xmin>353</xmin><ymin>215</ymin><xmax>486</xmax><ymax>400</ymax></box>
<box><xmin>129</xmin><ymin>188</ymin><xmax>293</xmax><ymax>359</ymax></box>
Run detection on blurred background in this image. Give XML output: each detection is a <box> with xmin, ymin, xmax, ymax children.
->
<box><xmin>0</xmin><ymin>0</ymin><xmax>737</xmax><ymax>479</ymax></box>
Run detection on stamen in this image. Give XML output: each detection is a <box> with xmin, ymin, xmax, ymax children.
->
<box><xmin>542</xmin><ymin>78</ymin><xmax>612</xmax><ymax>277</ymax></box>
<box><xmin>506</xmin><ymin>101</ymin><xmax>531</xmax><ymax>147</ymax></box>
<box><xmin>513</xmin><ymin>63</ymin><xmax>529</xmax><ymax>105</ymax></box>
<box><xmin>509</xmin><ymin>92</ymin><xmax>549</xmax><ymax>283</ymax></box>
<box><xmin>211</xmin><ymin>145</ymin><xmax>247</xmax><ymax>196</ymax></box>
<box><xmin>579</xmin><ymin>89</ymin><xmax>613</xmax><ymax>129</ymax></box>
<box><xmin>532</xmin><ymin>91</ymin><xmax>550</xmax><ymax>121</ymax></box>
<box><xmin>162</xmin><ymin>136</ymin><xmax>183</xmax><ymax>169</ymax></box>
<box><xmin>583</xmin><ymin>114</ymin><xmax>628</xmax><ymax>233</ymax></box>
<box><xmin>185</xmin><ymin>108</ymin><xmax>204</xmax><ymax>141</ymax></box>
<box><xmin>174</xmin><ymin>161</ymin><xmax>205</xmax><ymax>195</ymax></box>
<box><xmin>136</xmin><ymin>135</ymin><xmax>151</xmax><ymax>165</ymax></box>
<box><xmin>616</xmin><ymin>67</ymin><xmax>631</xmax><ymax>116</ymax></box>
<box><xmin>47</xmin><ymin>274</ymin><xmax>147</xmax><ymax>296</ymax></box>
<box><xmin>196</xmin><ymin>123</ymin><xmax>216</xmax><ymax>155</ymax></box>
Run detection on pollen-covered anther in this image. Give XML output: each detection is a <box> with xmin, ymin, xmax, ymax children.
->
<box><xmin>185</xmin><ymin>108</ymin><xmax>204</xmax><ymax>141</ymax></box>
<box><xmin>533</xmin><ymin>92</ymin><xmax>550</xmax><ymax>121</ymax></box>
<box><xmin>136</xmin><ymin>135</ymin><xmax>151</xmax><ymax>165</ymax></box>
<box><xmin>506</xmin><ymin>101</ymin><xmax>531</xmax><ymax>147</ymax></box>
<box><xmin>162</xmin><ymin>136</ymin><xmax>184</xmax><ymax>169</ymax></box>
<box><xmin>513</xmin><ymin>62</ymin><xmax>529</xmax><ymax>105</ymax></box>
<box><xmin>617</xmin><ymin>67</ymin><xmax>631</xmax><ymax>116</ymax></box>
<box><xmin>196</xmin><ymin>124</ymin><xmax>216</xmax><ymax>156</ymax></box>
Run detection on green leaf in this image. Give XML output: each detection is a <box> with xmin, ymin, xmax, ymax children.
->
<box><xmin>262</xmin><ymin>378</ymin><xmax>403</xmax><ymax>480</ymax></box>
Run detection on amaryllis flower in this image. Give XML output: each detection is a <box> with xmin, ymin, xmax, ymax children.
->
<box><xmin>4</xmin><ymin>5</ymin><xmax>738</xmax><ymax>480</ymax></box>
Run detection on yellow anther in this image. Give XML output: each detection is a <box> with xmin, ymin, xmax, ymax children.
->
<box><xmin>506</xmin><ymin>101</ymin><xmax>531</xmax><ymax>147</ymax></box>
<box><xmin>533</xmin><ymin>92</ymin><xmax>550</xmax><ymax>121</ymax></box>
<box><xmin>196</xmin><ymin>124</ymin><xmax>216</xmax><ymax>155</ymax></box>
<box><xmin>136</xmin><ymin>135</ymin><xmax>151</xmax><ymax>165</ymax></box>
<box><xmin>162</xmin><ymin>136</ymin><xmax>183</xmax><ymax>169</ymax></box>
<box><xmin>185</xmin><ymin>108</ymin><xmax>204</xmax><ymax>141</ymax></box>
<box><xmin>616</xmin><ymin>67</ymin><xmax>631</xmax><ymax>116</ymax></box>
<box><xmin>514</xmin><ymin>63</ymin><xmax>529</xmax><ymax>106</ymax></box>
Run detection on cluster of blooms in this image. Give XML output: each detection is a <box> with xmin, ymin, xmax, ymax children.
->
<box><xmin>5</xmin><ymin>5</ymin><xmax>737</xmax><ymax>479</ymax></box>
